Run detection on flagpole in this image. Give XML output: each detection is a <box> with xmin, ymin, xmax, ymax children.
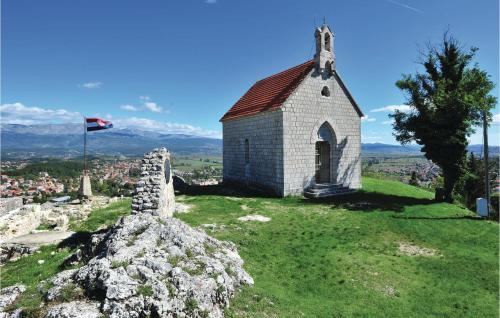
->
<box><xmin>84</xmin><ymin>117</ymin><xmax>87</xmax><ymax>174</ymax></box>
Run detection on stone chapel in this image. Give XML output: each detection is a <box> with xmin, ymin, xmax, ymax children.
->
<box><xmin>220</xmin><ymin>24</ymin><xmax>363</xmax><ymax>197</ymax></box>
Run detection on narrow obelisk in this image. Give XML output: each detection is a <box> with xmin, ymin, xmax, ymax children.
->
<box><xmin>78</xmin><ymin>117</ymin><xmax>92</xmax><ymax>200</ymax></box>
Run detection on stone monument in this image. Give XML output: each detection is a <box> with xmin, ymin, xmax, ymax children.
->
<box><xmin>78</xmin><ymin>172</ymin><xmax>92</xmax><ymax>199</ymax></box>
<box><xmin>132</xmin><ymin>147</ymin><xmax>175</xmax><ymax>217</ymax></box>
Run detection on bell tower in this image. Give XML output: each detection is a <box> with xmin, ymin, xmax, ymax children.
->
<box><xmin>314</xmin><ymin>23</ymin><xmax>335</xmax><ymax>74</ymax></box>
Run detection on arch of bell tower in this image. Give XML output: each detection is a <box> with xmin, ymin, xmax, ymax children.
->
<box><xmin>314</xmin><ymin>23</ymin><xmax>335</xmax><ymax>73</ymax></box>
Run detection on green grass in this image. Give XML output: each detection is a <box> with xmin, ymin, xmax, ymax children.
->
<box><xmin>0</xmin><ymin>198</ymin><xmax>132</xmax><ymax>316</ymax></box>
<box><xmin>137</xmin><ymin>284</ymin><xmax>154</xmax><ymax>297</ymax></box>
<box><xmin>69</xmin><ymin>198</ymin><xmax>131</xmax><ymax>232</ymax></box>
<box><xmin>2</xmin><ymin>180</ymin><xmax>498</xmax><ymax>317</ymax></box>
<box><xmin>35</xmin><ymin>223</ymin><xmax>56</xmax><ymax>231</ymax></box>
<box><xmin>171</xmin><ymin>156</ymin><xmax>222</xmax><ymax>172</ymax></box>
<box><xmin>176</xmin><ymin>177</ymin><xmax>499</xmax><ymax>318</ymax></box>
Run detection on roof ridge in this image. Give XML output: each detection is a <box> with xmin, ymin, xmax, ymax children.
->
<box><xmin>220</xmin><ymin>60</ymin><xmax>316</xmax><ymax>122</ymax></box>
<box><xmin>255</xmin><ymin>59</ymin><xmax>315</xmax><ymax>83</ymax></box>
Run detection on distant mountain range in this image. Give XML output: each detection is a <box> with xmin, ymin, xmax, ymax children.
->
<box><xmin>361</xmin><ymin>142</ymin><xmax>499</xmax><ymax>156</ymax></box>
<box><xmin>1</xmin><ymin>124</ymin><xmax>497</xmax><ymax>159</ymax></box>
<box><xmin>1</xmin><ymin>124</ymin><xmax>222</xmax><ymax>159</ymax></box>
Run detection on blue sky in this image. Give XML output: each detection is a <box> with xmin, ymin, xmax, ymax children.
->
<box><xmin>2</xmin><ymin>0</ymin><xmax>499</xmax><ymax>144</ymax></box>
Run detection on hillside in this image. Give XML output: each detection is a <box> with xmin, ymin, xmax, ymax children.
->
<box><xmin>1</xmin><ymin>177</ymin><xmax>498</xmax><ymax>317</ymax></box>
<box><xmin>2</xmin><ymin>124</ymin><xmax>498</xmax><ymax>159</ymax></box>
<box><xmin>178</xmin><ymin>178</ymin><xmax>499</xmax><ymax>317</ymax></box>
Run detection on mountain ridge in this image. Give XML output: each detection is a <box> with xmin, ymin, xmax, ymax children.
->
<box><xmin>1</xmin><ymin>124</ymin><xmax>497</xmax><ymax>159</ymax></box>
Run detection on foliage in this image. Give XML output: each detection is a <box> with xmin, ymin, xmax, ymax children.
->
<box><xmin>4</xmin><ymin>160</ymin><xmax>84</xmax><ymax>180</ymax></box>
<box><xmin>409</xmin><ymin>171</ymin><xmax>419</xmax><ymax>186</ymax></box>
<box><xmin>456</xmin><ymin>152</ymin><xmax>499</xmax><ymax>219</ymax></box>
<box><xmin>91</xmin><ymin>179</ymin><xmax>134</xmax><ymax>198</ymax></box>
<box><xmin>391</xmin><ymin>33</ymin><xmax>497</xmax><ymax>202</ymax></box>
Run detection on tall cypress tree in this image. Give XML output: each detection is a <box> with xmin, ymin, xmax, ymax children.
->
<box><xmin>391</xmin><ymin>34</ymin><xmax>497</xmax><ymax>202</ymax></box>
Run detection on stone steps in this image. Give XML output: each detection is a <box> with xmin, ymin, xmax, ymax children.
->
<box><xmin>304</xmin><ymin>183</ymin><xmax>356</xmax><ymax>198</ymax></box>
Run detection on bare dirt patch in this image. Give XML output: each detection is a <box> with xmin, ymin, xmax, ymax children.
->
<box><xmin>238</xmin><ymin>215</ymin><xmax>271</xmax><ymax>222</ymax></box>
<box><xmin>398</xmin><ymin>242</ymin><xmax>438</xmax><ymax>256</ymax></box>
<box><xmin>174</xmin><ymin>202</ymin><xmax>191</xmax><ymax>213</ymax></box>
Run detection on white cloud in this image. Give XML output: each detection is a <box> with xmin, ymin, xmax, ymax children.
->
<box><xmin>205</xmin><ymin>0</ymin><xmax>217</xmax><ymax>4</ymax></box>
<box><xmin>361</xmin><ymin>134</ymin><xmax>383</xmax><ymax>143</ymax></box>
<box><xmin>120</xmin><ymin>104</ymin><xmax>139</xmax><ymax>112</ymax></box>
<box><xmin>382</xmin><ymin>119</ymin><xmax>394</xmax><ymax>125</ymax></box>
<box><xmin>124</xmin><ymin>96</ymin><xmax>165</xmax><ymax>113</ymax></box>
<box><xmin>0</xmin><ymin>102</ymin><xmax>220</xmax><ymax>138</ymax></box>
<box><xmin>80</xmin><ymin>81</ymin><xmax>102</xmax><ymax>89</ymax></box>
<box><xmin>371</xmin><ymin>104</ymin><xmax>411</xmax><ymax>113</ymax></box>
<box><xmin>361</xmin><ymin>115</ymin><xmax>376</xmax><ymax>122</ymax></box>
<box><xmin>114</xmin><ymin>117</ymin><xmax>221</xmax><ymax>138</ymax></box>
<box><xmin>0</xmin><ymin>102</ymin><xmax>81</xmax><ymax>125</ymax></box>
<box><xmin>143</xmin><ymin>101</ymin><xmax>162</xmax><ymax>113</ymax></box>
<box><xmin>493</xmin><ymin>113</ymin><xmax>500</xmax><ymax>124</ymax></box>
<box><xmin>387</xmin><ymin>0</ymin><xmax>423</xmax><ymax>14</ymax></box>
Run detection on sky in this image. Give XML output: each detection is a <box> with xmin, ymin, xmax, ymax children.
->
<box><xmin>2</xmin><ymin>0</ymin><xmax>499</xmax><ymax>144</ymax></box>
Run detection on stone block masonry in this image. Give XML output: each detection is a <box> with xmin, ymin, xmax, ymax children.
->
<box><xmin>131</xmin><ymin>147</ymin><xmax>175</xmax><ymax>217</ymax></box>
<box><xmin>221</xmin><ymin>23</ymin><xmax>362</xmax><ymax>197</ymax></box>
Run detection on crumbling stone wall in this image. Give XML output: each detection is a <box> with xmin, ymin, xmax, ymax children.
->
<box><xmin>132</xmin><ymin>147</ymin><xmax>175</xmax><ymax>217</ymax></box>
<box><xmin>0</xmin><ymin>197</ymin><xmax>23</xmax><ymax>215</ymax></box>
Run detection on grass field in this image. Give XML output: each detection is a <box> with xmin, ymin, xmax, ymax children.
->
<box><xmin>171</xmin><ymin>156</ymin><xmax>222</xmax><ymax>172</ymax></box>
<box><xmin>1</xmin><ymin>177</ymin><xmax>498</xmax><ymax>317</ymax></box>
<box><xmin>177</xmin><ymin>177</ymin><xmax>499</xmax><ymax>317</ymax></box>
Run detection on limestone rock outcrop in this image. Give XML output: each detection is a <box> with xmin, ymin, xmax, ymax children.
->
<box><xmin>0</xmin><ymin>284</ymin><xmax>25</xmax><ymax>318</ymax></box>
<box><xmin>36</xmin><ymin>148</ymin><xmax>252</xmax><ymax>318</ymax></box>
<box><xmin>42</xmin><ymin>213</ymin><xmax>253</xmax><ymax>317</ymax></box>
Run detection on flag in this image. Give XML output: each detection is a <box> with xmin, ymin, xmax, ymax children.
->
<box><xmin>86</xmin><ymin>117</ymin><xmax>113</xmax><ymax>131</ymax></box>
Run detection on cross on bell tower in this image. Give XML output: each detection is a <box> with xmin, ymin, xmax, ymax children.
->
<box><xmin>314</xmin><ymin>22</ymin><xmax>335</xmax><ymax>73</ymax></box>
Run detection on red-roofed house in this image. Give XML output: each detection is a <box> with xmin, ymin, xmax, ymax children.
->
<box><xmin>220</xmin><ymin>24</ymin><xmax>363</xmax><ymax>197</ymax></box>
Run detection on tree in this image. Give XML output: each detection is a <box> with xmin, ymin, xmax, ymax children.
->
<box><xmin>391</xmin><ymin>34</ymin><xmax>497</xmax><ymax>202</ymax></box>
<box><xmin>409</xmin><ymin>171</ymin><xmax>419</xmax><ymax>186</ymax></box>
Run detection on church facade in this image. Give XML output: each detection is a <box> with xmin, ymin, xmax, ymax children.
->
<box><xmin>220</xmin><ymin>24</ymin><xmax>363</xmax><ymax>197</ymax></box>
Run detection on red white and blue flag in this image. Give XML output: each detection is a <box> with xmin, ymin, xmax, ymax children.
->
<box><xmin>86</xmin><ymin>117</ymin><xmax>113</xmax><ymax>132</ymax></box>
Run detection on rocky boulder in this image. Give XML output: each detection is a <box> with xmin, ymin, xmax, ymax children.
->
<box><xmin>0</xmin><ymin>284</ymin><xmax>25</xmax><ymax>318</ymax></box>
<box><xmin>42</xmin><ymin>213</ymin><xmax>253</xmax><ymax>318</ymax></box>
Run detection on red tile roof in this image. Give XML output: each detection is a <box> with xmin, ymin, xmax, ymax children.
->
<box><xmin>220</xmin><ymin>60</ymin><xmax>316</xmax><ymax>121</ymax></box>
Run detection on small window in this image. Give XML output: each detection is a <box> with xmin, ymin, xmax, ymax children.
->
<box><xmin>321</xmin><ymin>86</ymin><xmax>330</xmax><ymax>97</ymax></box>
<box><xmin>244</xmin><ymin>139</ymin><xmax>249</xmax><ymax>164</ymax></box>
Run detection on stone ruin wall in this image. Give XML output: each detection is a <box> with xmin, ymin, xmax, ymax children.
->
<box><xmin>0</xmin><ymin>197</ymin><xmax>24</xmax><ymax>215</ymax></box>
<box><xmin>131</xmin><ymin>147</ymin><xmax>175</xmax><ymax>218</ymax></box>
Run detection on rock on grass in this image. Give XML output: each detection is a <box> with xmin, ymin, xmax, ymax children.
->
<box><xmin>42</xmin><ymin>214</ymin><xmax>253</xmax><ymax>318</ymax></box>
<box><xmin>0</xmin><ymin>284</ymin><xmax>25</xmax><ymax>313</ymax></box>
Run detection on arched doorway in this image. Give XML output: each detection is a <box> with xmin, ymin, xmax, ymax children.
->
<box><xmin>315</xmin><ymin>122</ymin><xmax>336</xmax><ymax>183</ymax></box>
<box><xmin>315</xmin><ymin>141</ymin><xmax>330</xmax><ymax>183</ymax></box>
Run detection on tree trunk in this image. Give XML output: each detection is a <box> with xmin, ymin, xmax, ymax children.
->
<box><xmin>443</xmin><ymin>168</ymin><xmax>458</xmax><ymax>203</ymax></box>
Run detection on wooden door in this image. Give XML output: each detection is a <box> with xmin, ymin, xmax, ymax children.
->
<box><xmin>315</xmin><ymin>142</ymin><xmax>330</xmax><ymax>183</ymax></box>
